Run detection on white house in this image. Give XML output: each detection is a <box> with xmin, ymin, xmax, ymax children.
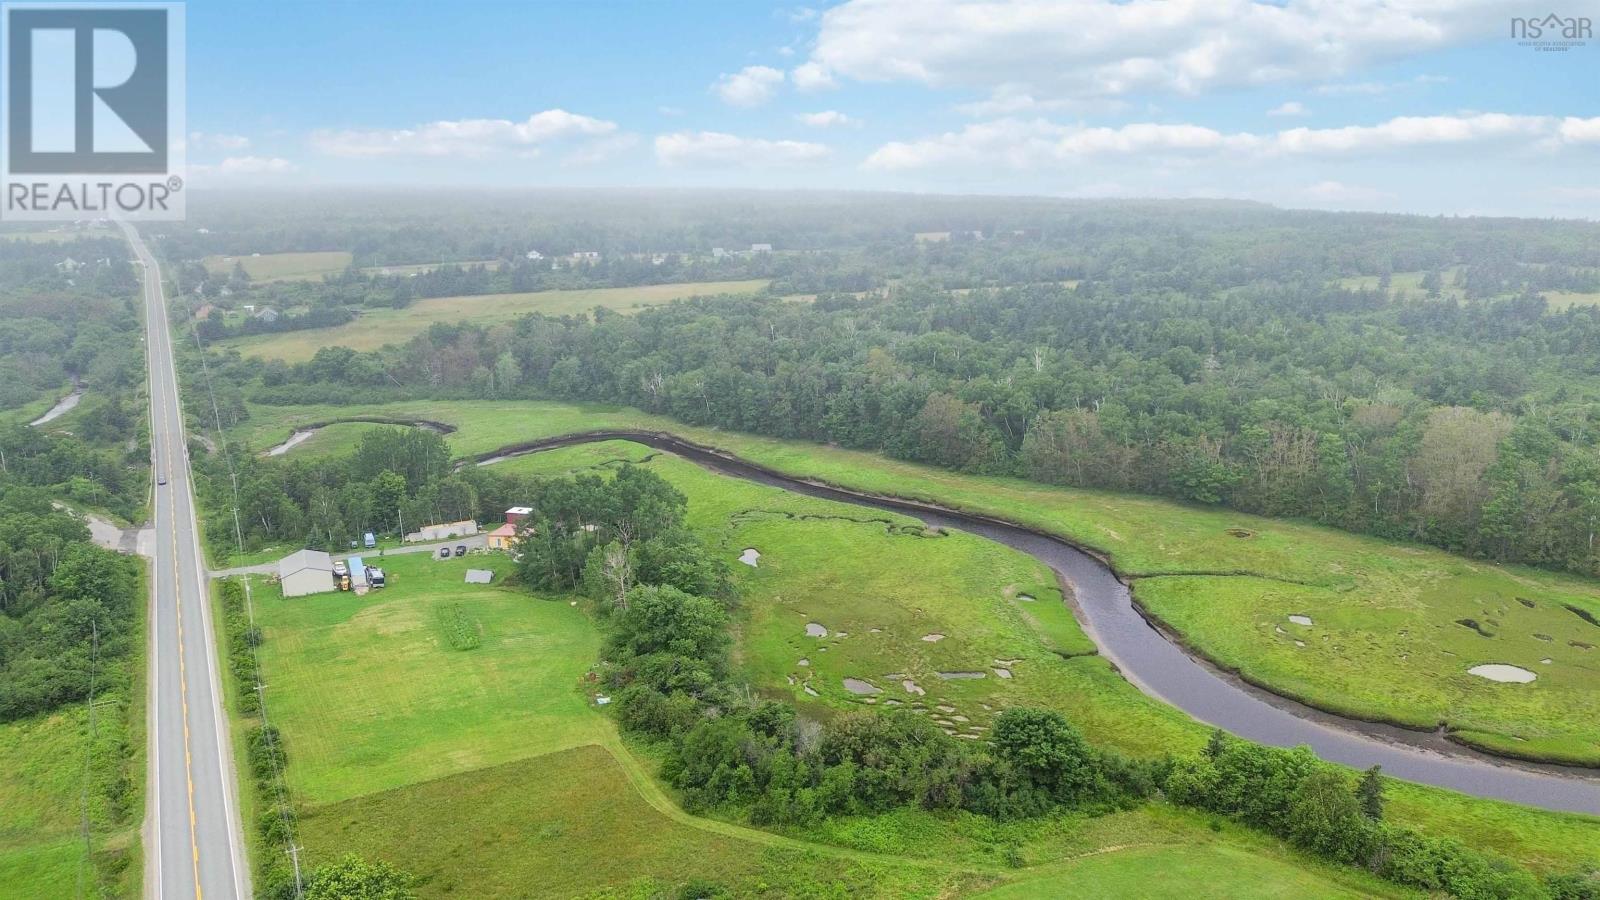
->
<box><xmin>277</xmin><ymin>549</ymin><xmax>335</xmax><ymax>598</ymax></box>
<box><xmin>750</xmin><ymin>243</ymin><xmax>772</xmax><ymax>253</ymax></box>
<box><xmin>405</xmin><ymin>519</ymin><xmax>479</xmax><ymax>543</ymax></box>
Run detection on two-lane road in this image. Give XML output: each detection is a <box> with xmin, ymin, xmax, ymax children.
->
<box><xmin>124</xmin><ymin>221</ymin><xmax>250</xmax><ymax>900</ymax></box>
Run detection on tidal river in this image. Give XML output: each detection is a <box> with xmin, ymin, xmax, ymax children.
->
<box><xmin>479</xmin><ymin>430</ymin><xmax>1600</xmax><ymax>816</ymax></box>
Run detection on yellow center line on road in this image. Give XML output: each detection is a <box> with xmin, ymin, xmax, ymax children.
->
<box><xmin>155</xmin><ymin>272</ymin><xmax>206</xmax><ymax>900</ymax></box>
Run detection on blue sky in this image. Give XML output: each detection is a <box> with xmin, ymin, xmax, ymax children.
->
<box><xmin>183</xmin><ymin>0</ymin><xmax>1600</xmax><ymax>217</ymax></box>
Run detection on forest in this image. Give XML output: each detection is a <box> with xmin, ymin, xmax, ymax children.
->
<box><xmin>0</xmin><ymin>236</ymin><xmax>144</xmax><ymax>416</ymax></box>
<box><xmin>202</xmin><ymin>222</ymin><xmax>1600</xmax><ymax>576</ymax></box>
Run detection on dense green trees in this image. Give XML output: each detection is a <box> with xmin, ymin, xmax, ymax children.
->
<box><xmin>0</xmin><ymin>236</ymin><xmax>141</xmax><ymax>414</ymax></box>
<box><xmin>303</xmin><ymin>854</ymin><xmax>416</xmax><ymax>900</ymax></box>
<box><xmin>0</xmin><ymin>486</ymin><xmax>140</xmax><ymax>721</ymax></box>
<box><xmin>239</xmin><ymin>264</ymin><xmax>1600</xmax><ymax>576</ymax></box>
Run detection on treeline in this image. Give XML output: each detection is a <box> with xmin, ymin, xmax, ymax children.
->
<box><xmin>168</xmin><ymin>191</ymin><xmax>1600</xmax><ymax>277</ymax></box>
<box><xmin>230</xmin><ymin>278</ymin><xmax>1600</xmax><ymax>576</ymax></box>
<box><xmin>0</xmin><ymin>424</ymin><xmax>147</xmax><ymax>521</ymax></box>
<box><xmin>0</xmin><ymin>236</ymin><xmax>142</xmax><ymax>414</ymax></box>
<box><xmin>0</xmin><ymin>485</ymin><xmax>140</xmax><ymax>721</ymax></box>
<box><xmin>194</xmin><ymin>427</ymin><xmax>499</xmax><ymax>555</ymax></box>
<box><xmin>568</xmin><ymin>466</ymin><xmax>1598</xmax><ymax>899</ymax></box>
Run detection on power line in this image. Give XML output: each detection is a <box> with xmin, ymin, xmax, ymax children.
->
<box><xmin>75</xmin><ymin>620</ymin><xmax>100</xmax><ymax>900</ymax></box>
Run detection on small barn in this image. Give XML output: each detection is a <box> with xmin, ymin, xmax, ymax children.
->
<box><xmin>277</xmin><ymin>549</ymin><xmax>335</xmax><ymax>598</ymax></box>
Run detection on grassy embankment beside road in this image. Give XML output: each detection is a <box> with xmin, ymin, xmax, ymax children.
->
<box><xmin>0</xmin><ymin>572</ymin><xmax>146</xmax><ymax>900</ymax></box>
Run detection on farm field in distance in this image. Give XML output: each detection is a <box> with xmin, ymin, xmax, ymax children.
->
<box><xmin>201</xmin><ymin>250</ymin><xmax>354</xmax><ymax>282</ymax></box>
<box><xmin>222</xmin><ymin>279</ymin><xmax>771</xmax><ymax>362</ymax></box>
<box><xmin>250</xmin><ymin>406</ymin><xmax>1600</xmax><ymax>873</ymax></box>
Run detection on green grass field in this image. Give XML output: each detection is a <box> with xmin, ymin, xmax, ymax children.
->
<box><xmin>231</xmin><ymin>460</ymin><xmax>1413</xmax><ymax>897</ymax></box>
<box><xmin>358</xmin><ymin>260</ymin><xmax>503</xmax><ymax>277</ymax></box>
<box><xmin>495</xmin><ymin>442</ymin><xmax>1196</xmax><ymax>756</ymax></box>
<box><xmin>201</xmin><ymin>251</ymin><xmax>353</xmax><ymax>282</ymax></box>
<box><xmin>0</xmin><ymin>702</ymin><xmax>140</xmax><ymax>900</ymax></box>
<box><xmin>351</xmin><ymin>400</ymin><xmax>1599</xmax><ymax>766</ymax></box>
<box><xmin>0</xmin><ymin>229</ymin><xmax>97</xmax><ymax>243</ymax></box>
<box><xmin>1336</xmin><ymin>268</ymin><xmax>1471</xmax><ymax>300</ymax></box>
<box><xmin>249</xmin><ymin>553</ymin><xmax>601</xmax><ymax>805</ymax></box>
<box><xmin>1544</xmin><ymin>290</ymin><xmax>1600</xmax><ymax>311</ymax></box>
<box><xmin>233</xmin><ymin>398</ymin><xmax>1600</xmax><ymax>872</ymax></box>
<box><xmin>224</xmin><ymin>279</ymin><xmax>770</xmax><ymax>362</ymax></box>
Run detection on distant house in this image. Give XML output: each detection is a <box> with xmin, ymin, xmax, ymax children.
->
<box><xmin>711</xmin><ymin>247</ymin><xmax>727</xmax><ymax>258</ymax></box>
<box><xmin>56</xmin><ymin>257</ymin><xmax>83</xmax><ymax>272</ymax></box>
<box><xmin>194</xmin><ymin>304</ymin><xmax>216</xmax><ymax>320</ymax></box>
<box><xmin>914</xmin><ymin>231</ymin><xmax>951</xmax><ymax>243</ymax></box>
<box><xmin>569</xmin><ymin>251</ymin><xmax>600</xmax><ymax>264</ymax></box>
<box><xmin>277</xmin><ymin>549</ymin><xmax>335</xmax><ymax>598</ymax></box>
<box><xmin>486</xmin><ymin>506</ymin><xmax>533</xmax><ymax>551</ymax></box>
<box><xmin>524</xmin><ymin>250</ymin><xmax>544</xmax><ymax>260</ymax></box>
<box><xmin>253</xmin><ymin>307</ymin><xmax>279</xmax><ymax>323</ymax></box>
<box><xmin>750</xmin><ymin>243</ymin><xmax>772</xmax><ymax>253</ymax></box>
<box><xmin>405</xmin><ymin>519</ymin><xmax>478</xmax><ymax>543</ymax></box>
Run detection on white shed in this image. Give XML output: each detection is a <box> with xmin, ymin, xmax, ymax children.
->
<box><xmin>277</xmin><ymin>549</ymin><xmax>335</xmax><ymax>598</ymax></box>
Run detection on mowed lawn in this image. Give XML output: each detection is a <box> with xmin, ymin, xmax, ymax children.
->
<box><xmin>201</xmin><ymin>250</ymin><xmax>353</xmax><ymax>282</ymax></box>
<box><xmin>253</xmin><ymin>552</ymin><xmax>603</xmax><ymax>805</ymax></box>
<box><xmin>225</xmin><ymin>279</ymin><xmax>770</xmax><ymax>362</ymax></box>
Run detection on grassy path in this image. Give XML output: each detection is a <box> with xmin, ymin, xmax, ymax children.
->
<box><xmin>592</xmin><ymin>732</ymin><xmax>998</xmax><ymax>876</ymax></box>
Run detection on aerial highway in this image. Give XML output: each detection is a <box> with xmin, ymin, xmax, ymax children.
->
<box><xmin>124</xmin><ymin>220</ymin><xmax>250</xmax><ymax>900</ymax></box>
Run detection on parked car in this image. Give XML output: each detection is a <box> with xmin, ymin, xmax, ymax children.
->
<box><xmin>454</xmin><ymin>544</ymin><xmax>467</xmax><ymax>557</ymax></box>
<box><xmin>438</xmin><ymin>546</ymin><xmax>451</xmax><ymax>559</ymax></box>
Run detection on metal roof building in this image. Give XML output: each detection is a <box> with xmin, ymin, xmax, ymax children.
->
<box><xmin>276</xmin><ymin>549</ymin><xmax>335</xmax><ymax>598</ymax></box>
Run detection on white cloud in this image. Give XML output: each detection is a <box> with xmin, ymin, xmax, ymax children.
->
<box><xmin>866</xmin><ymin>119</ymin><xmax>1260</xmax><ymax>170</ymax></box>
<box><xmin>713</xmin><ymin>65</ymin><xmax>786</xmax><ymax>106</ymax></box>
<box><xmin>192</xmin><ymin>156</ymin><xmax>296</xmax><ymax>176</ymax></box>
<box><xmin>1273</xmin><ymin>113</ymin><xmax>1548</xmax><ymax>154</ymax></box>
<box><xmin>1314</xmin><ymin>74</ymin><xmax>1450</xmax><ymax>96</ymax></box>
<box><xmin>791</xmin><ymin>61</ymin><xmax>837</xmax><ymax>91</ymax></box>
<box><xmin>865</xmin><ymin>112</ymin><xmax>1578</xmax><ymax>171</ymax></box>
<box><xmin>797</xmin><ymin>110</ymin><xmax>859</xmax><ymax>128</ymax></box>
<box><xmin>1558</xmin><ymin>117</ymin><xmax>1600</xmax><ymax>144</ymax></box>
<box><xmin>309</xmin><ymin>109</ymin><xmax>619</xmax><ymax>158</ymax></box>
<box><xmin>1268</xmin><ymin>101</ymin><xmax>1308</xmax><ymax>117</ymax></box>
<box><xmin>655</xmin><ymin>131</ymin><xmax>831</xmax><ymax>167</ymax></box>
<box><xmin>188</xmin><ymin>131</ymin><xmax>250</xmax><ymax>151</ymax></box>
<box><xmin>802</xmin><ymin>0</ymin><xmax>1512</xmax><ymax>101</ymax></box>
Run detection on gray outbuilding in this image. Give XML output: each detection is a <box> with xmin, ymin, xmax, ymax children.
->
<box><xmin>277</xmin><ymin>549</ymin><xmax>336</xmax><ymax>598</ymax></box>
